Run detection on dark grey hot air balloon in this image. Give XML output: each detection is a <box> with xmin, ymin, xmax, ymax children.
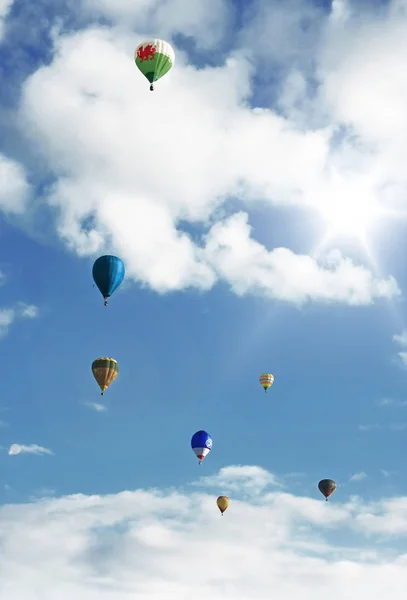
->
<box><xmin>318</xmin><ymin>479</ymin><xmax>336</xmax><ymax>501</ymax></box>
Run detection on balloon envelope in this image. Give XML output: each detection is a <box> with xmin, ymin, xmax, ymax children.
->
<box><xmin>217</xmin><ymin>496</ymin><xmax>229</xmax><ymax>515</ymax></box>
<box><xmin>9</xmin><ymin>444</ymin><xmax>21</xmax><ymax>455</ymax></box>
<box><xmin>191</xmin><ymin>430</ymin><xmax>212</xmax><ymax>464</ymax></box>
<box><xmin>92</xmin><ymin>357</ymin><xmax>119</xmax><ymax>395</ymax></box>
<box><xmin>92</xmin><ymin>255</ymin><xmax>125</xmax><ymax>305</ymax></box>
<box><xmin>318</xmin><ymin>479</ymin><xmax>337</xmax><ymax>500</ymax></box>
<box><xmin>135</xmin><ymin>39</ymin><xmax>174</xmax><ymax>91</ymax></box>
<box><xmin>259</xmin><ymin>373</ymin><xmax>274</xmax><ymax>392</ymax></box>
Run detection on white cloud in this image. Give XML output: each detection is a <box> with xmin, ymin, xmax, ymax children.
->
<box><xmin>80</xmin><ymin>0</ymin><xmax>233</xmax><ymax>51</ymax></box>
<box><xmin>0</xmin><ymin>309</ymin><xmax>15</xmax><ymax>338</ymax></box>
<box><xmin>30</xmin><ymin>488</ymin><xmax>56</xmax><ymax>499</ymax></box>
<box><xmin>192</xmin><ymin>465</ymin><xmax>283</xmax><ymax>495</ymax></box>
<box><xmin>18</xmin><ymin>303</ymin><xmax>39</xmax><ymax>318</ymax></box>
<box><xmin>85</xmin><ymin>402</ymin><xmax>107</xmax><ymax>412</ymax></box>
<box><xmin>0</xmin><ymin>153</ymin><xmax>30</xmax><ymax>214</ymax></box>
<box><xmin>0</xmin><ymin>0</ymin><xmax>13</xmax><ymax>41</ymax></box>
<box><xmin>381</xmin><ymin>470</ymin><xmax>392</xmax><ymax>478</ymax></box>
<box><xmin>349</xmin><ymin>472</ymin><xmax>367</xmax><ymax>482</ymax></box>
<box><xmin>204</xmin><ymin>213</ymin><xmax>399</xmax><ymax>304</ymax></box>
<box><xmin>16</xmin><ymin>444</ymin><xmax>53</xmax><ymax>456</ymax></box>
<box><xmin>15</xmin><ymin>21</ymin><xmax>400</xmax><ymax>306</ymax></box>
<box><xmin>389</xmin><ymin>423</ymin><xmax>407</xmax><ymax>431</ymax></box>
<box><xmin>393</xmin><ymin>331</ymin><xmax>407</xmax><ymax>347</ymax></box>
<box><xmin>359</xmin><ymin>424</ymin><xmax>381</xmax><ymax>432</ymax></box>
<box><xmin>2</xmin><ymin>465</ymin><xmax>407</xmax><ymax>598</ymax></box>
<box><xmin>376</xmin><ymin>398</ymin><xmax>407</xmax><ymax>407</ymax></box>
<box><xmin>0</xmin><ymin>302</ymin><xmax>39</xmax><ymax>339</ymax></box>
<box><xmin>392</xmin><ymin>331</ymin><xmax>407</xmax><ymax>368</ymax></box>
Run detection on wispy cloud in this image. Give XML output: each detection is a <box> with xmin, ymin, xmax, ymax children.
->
<box><xmin>393</xmin><ymin>331</ymin><xmax>407</xmax><ymax>368</ymax></box>
<box><xmin>283</xmin><ymin>472</ymin><xmax>307</xmax><ymax>479</ymax></box>
<box><xmin>0</xmin><ymin>302</ymin><xmax>39</xmax><ymax>339</ymax></box>
<box><xmin>30</xmin><ymin>488</ymin><xmax>56</xmax><ymax>500</ymax></box>
<box><xmin>349</xmin><ymin>472</ymin><xmax>367</xmax><ymax>482</ymax></box>
<box><xmin>85</xmin><ymin>402</ymin><xmax>107</xmax><ymax>412</ymax></box>
<box><xmin>389</xmin><ymin>422</ymin><xmax>407</xmax><ymax>431</ymax></box>
<box><xmin>359</xmin><ymin>424</ymin><xmax>381</xmax><ymax>432</ymax></box>
<box><xmin>393</xmin><ymin>331</ymin><xmax>407</xmax><ymax>346</ymax></box>
<box><xmin>359</xmin><ymin>422</ymin><xmax>406</xmax><ymax>432</ymax></box>
<box><xmin>377</xmin><ymin>398</ymin><xmax>407</xmax><ymax>407</ymax></box>
<box><xmin>13</xmin><ymin>444</ymin><xmax>53</xmax><ymax>456</ymax></box>
<box><xmin>380</xmin><ymin>470</ymin><xmax>392</xmax><ymax>478</ymax></box>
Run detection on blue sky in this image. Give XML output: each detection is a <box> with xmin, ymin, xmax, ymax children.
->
<box><xmin>2</xmin><ymin>0</ymin><xmax>407</xmax><ymax>597</ymax></box>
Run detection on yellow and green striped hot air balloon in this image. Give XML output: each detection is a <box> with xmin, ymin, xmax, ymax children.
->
<box><xmin>134</xmin><ymin>39</ymin><xmax>174</xmax><ymax>91</ymax></box>
<box><xmin>92</xmin><ymin>357</ymin><xmax>119</xmax><ymax>395</ymax></box>
<box><xmin>259</xmin><ymin>373</ymin><xmax>274</xmax><ymax>392</ymax></box>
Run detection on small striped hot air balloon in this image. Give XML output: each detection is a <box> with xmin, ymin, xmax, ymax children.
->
<box><xmin>92</xmin><ymin>357</ymin><xmax>119</xmax><ymax>395</ymax></box>
<box><xmin>217</xmin><ymin>496</ymin><xmax>229</xmax><ymax>516</ymax></box>
<box><xmin>259</xmin><ymin>373</ymin><xmax>274</xmax><ymax>392</ymax></box>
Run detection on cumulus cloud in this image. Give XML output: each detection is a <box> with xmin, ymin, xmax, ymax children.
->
<box><xmin>0</xmin><ymin>302</ymin><xmax>39</xmax><ymax>339</ymax></box>
<box><xmin>192</xmin><ymin>465</ymin><xmax>283</xmax><ymax>495</ymax></box>
<box><xmin>204</xmin><ymin>213</ymin><xmax>399</xmax><ymax>303</ymax></box>
<box><xmin>15</xmin><ymin>16</ymin><xmax>400</xmax><ymax>305</ymax></box>
<box><xmin>0</xmin><ymin>0</ymin><xmax>13</xmax><ymax>41</ymax></box>
<box><xmin>1</xmin><ymin>465</ymin><xmax>407</xmax><ymax>598</ymax></box>
<box><xmin>80</xmin><ymin>0</ymin><xmax>234</xmax><ymax>51</ymax></box>
<box><xmin>0</xmin><ymin>153</ymin><xmax>31</xmax><ymax>214</ymax></box>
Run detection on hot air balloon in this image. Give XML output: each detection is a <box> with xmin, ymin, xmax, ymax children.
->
<box><xmin>92</xmin><ymin>255</ymin><xmax>125</xmax><ymax>306</ymax></box>
<box><xmin>191</xmin><ymin>430</ymin><xmax>212</xmax><ymax>465</ymax></box>
<box><xmin>92</xmin><ymin>357</ymin><xmax>119</xmax><ymax>395</ymax></box>
<box><xmin>259</xmin><ymin>373</ymin><xmax>274</xmax><ymax>392</ymax></box>
<box><xmin>318</xmin><ymin>479</ymin><xmax>336</xmax><ymax>501</ymax></box>
<box><xmin>134</xmin><ymin>39</ymin><xmax>174</xmax><ymax>91</ymax></box>
<box><xmin>8</xmin><ymin>444</ymin><xmax>21</xmax><ymax>456</ymax></box>
<box><xmin>217</xmin><ymin>496</ymin><xmax>229</xmax><ymax>516</ymax></box>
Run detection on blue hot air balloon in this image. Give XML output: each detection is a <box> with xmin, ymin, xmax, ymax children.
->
<box><xmin>191</xmin><ymin>430</ymin><xmax>212</xmax><ymax>465</ymax></box>
<box><xmin>92</xmin><ymin>255</ymin><xmax>125</xmax><ymax>306</ymax></box>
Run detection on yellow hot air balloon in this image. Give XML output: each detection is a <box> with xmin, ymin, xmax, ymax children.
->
<box><xmin>217</xmin><ymin>496</ymin><xmax>229</xmax><ymax>516</ymax></box>
<box><xmin>259</xmin><ymin>373</ymin><xmax>274</xmax><ymax>392</ymax></box>
<box><xmin>92</xmin><ymin>357</ymin><xmax>119</xmax><ymax>395</ymax></box>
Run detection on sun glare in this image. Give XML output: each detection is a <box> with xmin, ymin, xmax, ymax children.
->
<box><xmin>311</xmin><ymin>176</ymin><xmax>385</xmax><ymax>259</ymax></box>
<box><xmin>319</xmin><ymin>194</ymin><xmax>378</xmax><ymax>240</ymax></box>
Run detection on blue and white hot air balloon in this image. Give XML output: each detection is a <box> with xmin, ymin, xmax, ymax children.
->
<box><xmin>191</xmin><ymin>430</ymin><xmax>212</xmax><ymax>465</ymax></box>
<box><xmin>92</xmin><ymin>255</ymin><xmax>125</xmax><ymax>306</ymax></box>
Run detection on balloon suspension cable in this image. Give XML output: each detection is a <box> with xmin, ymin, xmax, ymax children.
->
<box><xmin>150</xmin><ymin>84</ymin><xmax>154</xmax><ymax>91</ymax></box>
